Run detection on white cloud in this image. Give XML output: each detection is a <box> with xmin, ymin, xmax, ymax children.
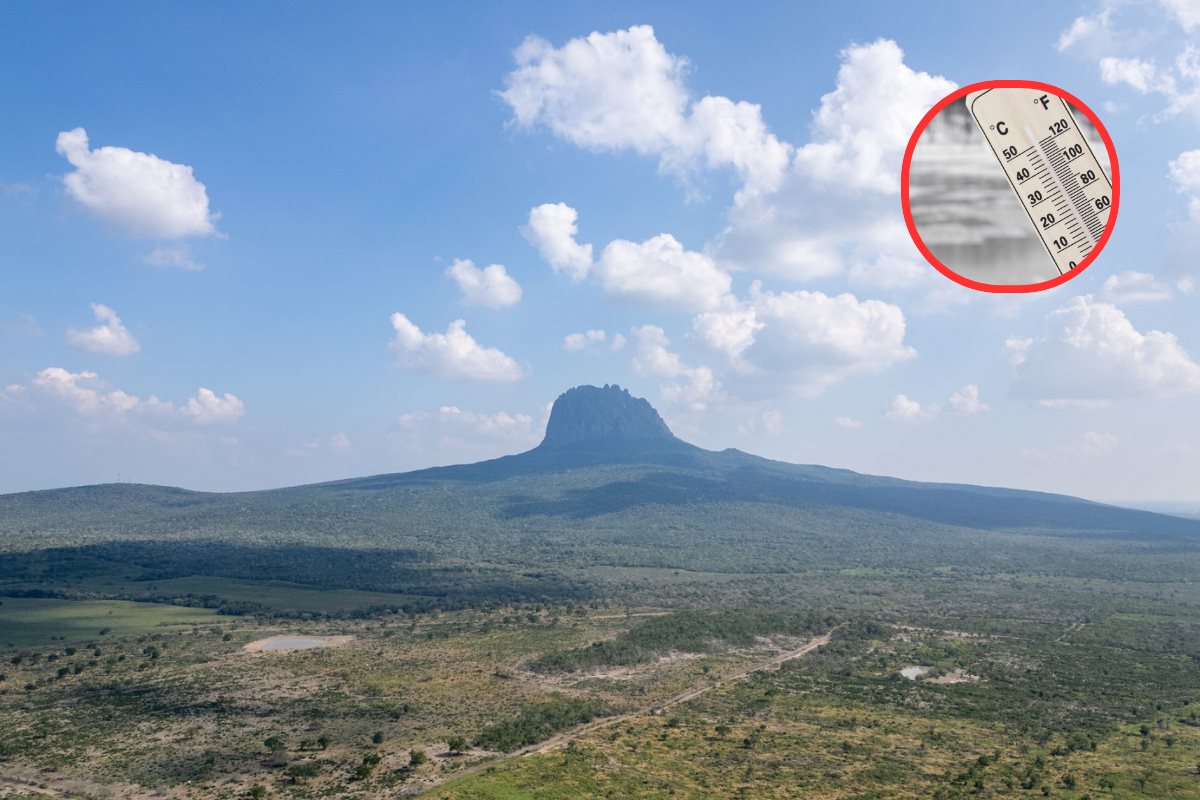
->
<box><xmin>1101</xmin><ymin>271</ymin><xmax>1175</xmax><ymax>303</ymax></box>
<box><xmin>946</xmin><ymin>384</ymin><xmax>989</xmax><ymax>415</ymax></box>
<box><xmin>55</xmin><ymin>128</ymin><xmax>217</xmax><ymax>238</ymax></box>
<box><xmin>287</xmin><ymin>431</ymin><xmax>351</xmax><ymax>458</ymax></box>
<box><xmin>1082</xmin><ymin>430</ymin><xmax>1120</xmax><ymax>456</ymax></box>
<box><xmin>445</xmin><ymin>258</ymin><xmax>522</xmax><ymax>308</ymax></box>
<box><xmin>596</xmin><ymin>233</ymin><xmax>731</xmax><ymax>311</ymax></box>
<box><xmin>792</xmin><ymin>39</ymin><xmax>956</xmax><ymax>194</ymax></box>
<box><xmin>632</xmin><ymin>324</ymin><xmax>718</xmax><ymax>411</ymax></box>
<box><xmin>66</xmin><ymin>303</ymin><xmax>140</xmax><ymax>357</ymax></box>
<box><xmin>389</xmin><ymin>313</ymin><xmax>522</xmax><ymax>381</ymax></box>
<box><xmin>1099</xmin><ymin>56</ymin><xmax>1168</xmax><ymax>93</ymax></box>
<box><xmin>1161</xmin><ymin>0</ymin><xmax>1200</xmax><ymax>31</ymax></box>
<box><xmin>144</xmin><ymin>246</ymin><xmax>203</xmax><ymax>271</ymax></box>
<box><xmin>713</xmin><ymin>41</ymin><xmax>957</xmax><ymax>297</ymax></box>
<box><xmin>1169</xmin><ymin>149</ymin><xmax>1200</xmax><ymax>218</ymax></box>
<box><xmin>395</xmin><ymin>406</ymin><xmax>539</xmax><ymax>455</ymax></box>
<box><xmin>834</xmin><ymin>416</ymin><xmax>862</xmax><ymax>429</ymax></box>
<box><xmin>563</xmin><ymin>329</ymin><xmax>625</xmax><ymax>352</ymax></box>
<box><xmin>183</xmin><ymin>388</ymin><xmax>245</xmax><ymax>424</ymax></box>
<box><xmin>886</xmin><ymin>384</ymin><xmax>988</xmax><ymax>421</ymax></box>
<box><xmin>522</xmin><ymin>203</ymin><xmax>594</xmax><ymax>280</ymax></box>
<box><xmin>26</xmin><ymin>367</ymin><xmax>242</xmax><ymax>427</ymax></box>
<box><xmin>885</xmin><ymin>394</ymin><xmax>927</xmax><ymax>421</ymax></box>
<box><xmin>524</xmin><ymin>203</ymin><xmax>733</xmax><ymax>311</ymax></box>
<box><xmin>1094</xmin><ymin>47</ymin><xmax>1200</xmax><ymax>129</ymax></box>
<box><xmin>736</xmin><ymin>409</ymin><xmax>784</xmax><ymax>436</ymax></box>
<box><xmin>1057</xmin><ymin>11</ymin><xmax>1113</xmax><ymax>52</ymax></box>
<box><xmin>692</xmin><ymin>303</ymin><xmax>763</xmax><ymax>361</ymax></box>
<box><xmin>1011</xmin><ymin>295</ymin><xmax>1200</xmax><ymax>401</ymax></box>
<box><xmin>500</xmin><ymin>26</ymin><xmax>791</xmax><ymax>199</ymax></box>
<box><xmin>739</xmin><ymin>283</ymin><xmax>915</xmax><ymax>393</ymax></box>
<box><xmin>688</xmin><ymin>283</ymin><xmax>915</xmax><ymax>397</ymax></box>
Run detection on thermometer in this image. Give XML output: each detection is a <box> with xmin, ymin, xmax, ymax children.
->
<box><xmin>965</xmin><ymin>87</ymin><xmax>1113</xmax><ymax>276</ymax></box>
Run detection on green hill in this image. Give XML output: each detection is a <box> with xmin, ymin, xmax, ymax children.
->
<box><xmin>2</xmin><ymin>384</ymin><xmax>1198</xmax><ymax>616</ymax></box>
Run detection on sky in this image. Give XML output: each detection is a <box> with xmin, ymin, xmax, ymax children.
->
<box><xmin>2</xmin><ymin>1</ymin><xmax>1200</xmax><ymax>504</ymax></box>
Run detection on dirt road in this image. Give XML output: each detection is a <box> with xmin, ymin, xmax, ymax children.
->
<box><xmin>412</xmin><ymin>630</ymin><xmax>834</xmax><ymax>795</ymax></box>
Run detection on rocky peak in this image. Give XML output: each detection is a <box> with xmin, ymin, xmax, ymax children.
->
<box><xmin>539</xmin><ymin>385</ymin><xmax>675</xmax><ymax>449</ymax></box>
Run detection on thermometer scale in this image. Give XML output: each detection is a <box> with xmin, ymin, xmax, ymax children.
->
<box><xmin>966</xmin><ymin>88</ymin><xmax>1113</xmax><ymax>276</ymax></box>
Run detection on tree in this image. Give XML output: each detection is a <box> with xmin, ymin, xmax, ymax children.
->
<box><xmin>247</xmin><ymin>785</ymin><xmax>267</xmax><ymax>799</ymax></box>
<box><xmin>447</xmin><ymin>735</ymin><xmax>467</xmax><ymax>754</ymax></box>
<box><xmin>372</xmin><ymin>731</ymin><xmax>385</xmax><ymax>745</ymax></box>
<box><xmin>264</xmin><ymin>735</ymin><xmax>286</xmax><ymax>752</ymax></box>
<box><xmin>316</xmin><ymin>733</ymin><xmax>331</xmax><ymax>750</ymax></box>
<box><xmin>409</xmin><ymin>748</ymin><xmax>428</xmax><ymax>767</ymax></box>
<box><xmin>285</xmin><ymin>762</ymin><xmax>322</xmax><ymax>783</ymax></box>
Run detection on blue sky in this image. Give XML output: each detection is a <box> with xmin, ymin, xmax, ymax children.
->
<box><xmin>2</xmin><ymin>1</ymin><xmax>1200</xmax><ymax>503</ymax></box>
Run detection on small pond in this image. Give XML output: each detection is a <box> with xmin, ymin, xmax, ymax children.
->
<box><xmin>900</xmin><ymin>665</ymin><xmax>932</xmax><ymax>680</ymax></box>
<box><xmin>260</xmin><ymin>637</ymin><xmax>330</xmax><ymax>651</ymax></box>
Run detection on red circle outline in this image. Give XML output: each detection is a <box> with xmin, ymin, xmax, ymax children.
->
<box><xmin>900</xmin><ymin>80</ymin><xmax>1120</xmax><ymax>293</ymax></box>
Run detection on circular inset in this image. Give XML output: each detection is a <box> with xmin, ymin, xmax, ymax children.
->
<box><xmin>901</xmin><ymin>80</ymin><xmax>1120</xmax><ymax>293</ymax></box>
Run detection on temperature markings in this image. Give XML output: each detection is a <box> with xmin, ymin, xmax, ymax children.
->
<box><xmin>966</xmin><ymin>87</ymin><xmax>1113</xmax><ymax>278</ymax></box>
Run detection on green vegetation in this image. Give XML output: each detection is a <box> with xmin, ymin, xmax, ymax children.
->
<box><xmin>3</xmin><ymin>427</ymin><xmax>1200</xmax><ymax>797</ymax></box>
<box><xmin>476</xmin><ymin>696</ymin><xmax>615</xmax><ymax>752</ymax></box>
<box><xmin>530</xmin><ymin>609</ymin><xmax>832</xmax><ymax>672</ymax></box>
<box><xmin>0</xmin><ymin>596</ymin><xmax>218</xmax><ymax>648</ymax></box>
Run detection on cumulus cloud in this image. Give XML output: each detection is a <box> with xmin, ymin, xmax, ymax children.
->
<box><xmin>792</xmin><ymin>39</ymin><xmax>956</xmax><ymax>194</ymax></box>
<box><xmin>445</xmin><ymin>258</ymin><xmax>522</xmax><ymax>308</ymax></box>
<box><xmin>1057</xmin><ymin>10</ymin><xmax>1114</xmax><ymax>52</ymax></box>
<box><xmin>508</xmin><ymin>34</ymin><xmax>959</xmax><ymax>313</ymax></box>
<box><xmin>1099</xmin><ymin>56</ymin><xmax>1169</xmax><ymax>93</ymax></box>
<box><xmin>25</xmin><ymin>367</ymin><xmax>242</xmax><ymax>426</ymax></box>
<box><xmin>389</xmin><ymin>314</ymin><xmax>522</xmax><ymax>381</ymax></box>
<box><xmin>563</xmin><ymin>329</ymin><xmax>625</xmax><ymax>352</ymax></box>
<box><xmin>834</xmin><ymin>416</ymin><xmax>863</xmax><ymax>429</ymax></box>
<box><xmin>144</xmin><ymin>246</ymin><xmax>203</xmax><ymax>271</ymax></box>
<box><xmin>183</xmin><ymin>388</ymin><xmax>245</xmax><ymax>424</ymax></box>
<box><xmin>687</xmin><ymin>282</ymin><xmax>917</xmax><ymax>396</ymax></box>
<box><xmin>885</xmin><ymin>394</ymin><xmax>927</xmax><ymax>421</ymax></box>
<box><xmin>885</xmin><ymin>384</ymin><xmax>989</xmax><ymax>422</ymax></box>
<box><xmin>692</xmin><ymin>303</ymin><xmax>763</xmax><ymax>361</ymax></box>
<box><xmin>55</xmin><ymin>128</ymin><xmax>217</xmax><ymax>238</ymax></box>
<box><xmin>1170</xmin><ymin>149</ymin><xmax>1200</xmax><ymax>218</ymax></box>
<box><xmin>713</xmin><ymin>41</ymin><xmax>958</xmax><ymax>295</ymax></box>
<box><xmin>1161</xmin><ymin>0</ymin><xmax>1200</xmax><ymax>31</ymax></box>
<box><xmin>1059</xmin><ymin>2</ymin><xmax>1200</xmax><ymax>122</ymax></box>
<box><xmin>521</xmin><ymin>203</ymin><xmax>594</xmax><ymax>280</ymax></box>
<box><xmin>946</xmin><ymin>384</ymin><xmax>989</xmax><ymax>415</ymax></box>
<box><xmin>596</xmin><ymin>234</ymin><xmax>731</xmax><ymax>311</ymax></box>
<box><xmin>66</xmin><ymin>303</ymin><xmax>140</xmax><ymax>356</ymax></box>
<box><xmin>500</xmin><ymin>26</ymin><xmax>791</xmax><ymax>199</ymax></box>
<box><xmin>1010</xmin><ymin>295</ymin><xmax>1200</xmax><ymax>402</ymax></box>
<box><xmin>740</xmin><ymin>283</ymin><xmax>915</xmax><ymax>392</ymax></box>
<box><xmin>523</xmin><ymin>203</ymin><xmax>732</xmax><ymax>311</ymax></box>
<box><xmin>1101</xmin><ymin>271</ymin><xmax>1175</xmax><ymax>303</ymax></box>
<box><xmin>632</xmin><ymin>325</ymin><xmax>718</xmax><ymax>411</ymax></box>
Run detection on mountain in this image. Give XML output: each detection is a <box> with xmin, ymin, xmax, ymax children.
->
<box><xmin>540</xmin><ymin>384</ymin><xmax>675</xmax><ymax>448</ymax></box>
<box><xmin>2</xmin><ymin>384</ymin><xmax>1199</xmax><ymax>606</ymax></box>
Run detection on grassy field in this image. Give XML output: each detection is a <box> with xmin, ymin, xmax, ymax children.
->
<box><xmin>0</xmin><ymin>596</ymin><xmax>219</xmax><ymax>648</ymax></box>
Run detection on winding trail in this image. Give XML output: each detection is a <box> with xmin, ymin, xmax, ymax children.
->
<box><xmin>412</xmin><ymin>629</ymin><xmax>835</xmax><ymax>795</ymax></box>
